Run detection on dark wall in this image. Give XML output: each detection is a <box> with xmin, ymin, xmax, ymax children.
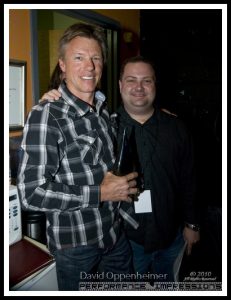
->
<box><xmin>140</xmin><ymin>9</ymin><xmax>222</xmax><ymax>281</ymax></box>
<box><xmin>140</xmin><ymin>9</ymin><xmax>222</xmax><ymax>209</ymax></box>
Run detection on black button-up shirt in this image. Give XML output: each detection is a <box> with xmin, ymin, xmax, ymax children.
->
<box><xmin>117</xmin><ymin>106</ymin><xmax>198</xmax><ymax>252</ymax></box>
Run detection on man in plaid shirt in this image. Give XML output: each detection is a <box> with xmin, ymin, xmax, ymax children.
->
<box><xmin>17</xmin><ymin>23</ymin><xmax>138</xmax><ymax>291</ymax></box>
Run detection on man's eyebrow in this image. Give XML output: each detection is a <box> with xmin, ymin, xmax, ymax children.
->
<box><xmin>72</xmin><ymin>51</ymin><xmax>84</xmax><ymax>55</ymax></box>
<box><xmin>124</xmin><ymin>76</ymin><xmax>154</xmax><ymax>79</ymax></box>
<box><xmin>73</xmin><ymin>52</ymin><xmax>102</xmax><ymax>57</ymax></box>
<box><xmin>124</xmin><ymin>76</ymin><xmax>136</xmax><ymax>79</ymax></box>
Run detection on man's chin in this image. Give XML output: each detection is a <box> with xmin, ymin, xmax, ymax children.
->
<box><xmin>132</xmin><ymin>101</ymin><xmax>148</xmax><ymax>107</ymax></box>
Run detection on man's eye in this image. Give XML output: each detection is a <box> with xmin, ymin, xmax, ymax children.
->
<box><xmin>93</xmin><ymin>57</ymin><xmax>102</xmax><ymax>62</ymax></box>
<box><xmin>75</xmin><ymin>56</ymin><xmax>83</xmax><ymax>61</ymax></box>
<box><xmin>143</xmin><ymin>79</ymin><xmax>154</xmax><ymax>85</ymax></box>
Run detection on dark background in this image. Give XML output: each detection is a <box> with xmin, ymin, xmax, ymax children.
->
<box><xmin>140</xmin><ymin>9</ymin><xmax>222</xmax><ymax>281</ymax></box>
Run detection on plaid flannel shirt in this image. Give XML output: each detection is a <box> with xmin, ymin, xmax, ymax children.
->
<box><xmin>17</xmin><ymin>82</ymin><xmax>138</xmax><ymax>252</ymax></box>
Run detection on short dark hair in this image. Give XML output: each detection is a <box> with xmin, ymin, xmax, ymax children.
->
<box><xmin>58</xmin><ymin>23</ymin><xmax>107</xmax><ymax>64</ymax></box>
<box><xmin>119</xmin><ymin>56</ymin><xmax>156</xmax><ymax>81</ymax></box>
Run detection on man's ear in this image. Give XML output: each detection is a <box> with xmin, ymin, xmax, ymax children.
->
<box><xmin>59</xmin><ymin>59</ymin><xmax>66</xmax><ymax>73</ymax></box>
<box><xmin>119</xmin><ymin>80</ymin><xmax>122</xmax><ymax>92</ymax></box>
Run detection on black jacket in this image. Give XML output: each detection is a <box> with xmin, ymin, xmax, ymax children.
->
<box><xmin>116</xmin><ymin>106</ymin><xmax>198</xmax><ymax>252</ymax></box>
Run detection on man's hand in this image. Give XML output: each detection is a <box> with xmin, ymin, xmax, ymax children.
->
<box><xmin>183</xmin><ymin>226</ymin><xmax>200</xmax><ymax>255</ymax></box>
<box><xmin>100</xmin><ymin>171</ymin><xmax>138</xmax><ymax>202</ymax></box>
<box><xmin>39</xmin><ymin>89</ymin><xmax>61</xmax><ymax>102</ymax></box>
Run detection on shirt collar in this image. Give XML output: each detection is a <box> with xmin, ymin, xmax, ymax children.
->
<box><xmin>117</xmin><ymin>105</ymin><xmax>157</xmax><ymax>126</ymax></box>
<box><xmin>59</xmin><ymin>81</ymin><xmax>106</xmax><ymax>117</ymax></box>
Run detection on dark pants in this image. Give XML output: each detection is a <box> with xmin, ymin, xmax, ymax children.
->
<box><xmin>53</xmin><ymin>233</ymin><xmax>132</xmax><ymax>291</ymax></box>
<box><xmin>130</xmin><ymin>228</ymin><xmax>185</xmax><ymax>282</ymax></box>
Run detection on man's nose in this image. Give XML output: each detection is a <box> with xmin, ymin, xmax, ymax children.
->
<box><xmin>135</xmin><ymin>81</ymin><xmax>144</xmax><ymax>90</ymax></box>
<box><xmin>85</xmin><ymin>58</ymin><xmax>95</xmax><ymax>70</ymax></box>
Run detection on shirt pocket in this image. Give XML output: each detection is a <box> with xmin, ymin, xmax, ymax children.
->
<box><xmin>67</xmin><ymin>130</ymin><xmax>104</xmax><ymax>166</ymax></box>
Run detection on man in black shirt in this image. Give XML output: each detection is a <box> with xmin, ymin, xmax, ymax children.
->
<box><xmin>116</xmin><ymin>56</ymin><xmax>200</xmax><ymax>282</ymax></box>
